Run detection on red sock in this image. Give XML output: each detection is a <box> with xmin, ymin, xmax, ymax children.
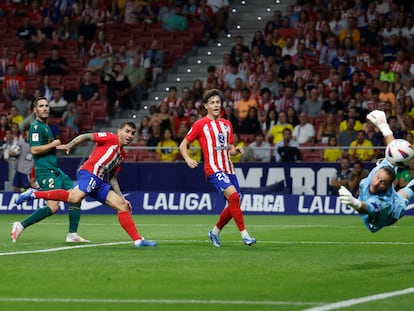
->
<box><xmin>118</xmin><ymin>211</ymin><xmax>141</xmax><ymax>241</ymax></box>
<box><xmin>216</xmin><ymin>207</ymin><xmax>232</xmax><ymax>230</ymax></box>
<box><xmin>227</xmin><ymin>192</ymin><xmax>245</xmax><ymax>231</ymax></box>
<box><xmin>34</xmin><ymin>189</ymin><xmax>70</xmax><ymax>201</ymax></box>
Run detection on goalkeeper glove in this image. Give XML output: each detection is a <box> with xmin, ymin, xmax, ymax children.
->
<box><xmin>366</xmin><ymin>110</ymin><xmax>393</xmax><ymax>137</ymax></box>
<box><xmin>338</xmin><ymin>186</ymin><xmax>362</xmax><ymax>211</ymax></box>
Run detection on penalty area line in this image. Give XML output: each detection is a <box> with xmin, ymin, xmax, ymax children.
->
<box><xmin>302</xmin><ymin>287</ymin><xmax>414</xmax><ymax>311</ymax></box>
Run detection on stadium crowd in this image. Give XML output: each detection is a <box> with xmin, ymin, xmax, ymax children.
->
<box><xmin>2</xmin><ymin>0</ymin><xmax>414</xmax><ymax>182</ymax></box>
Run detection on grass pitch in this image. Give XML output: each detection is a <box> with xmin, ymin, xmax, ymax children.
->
<box><xmin>0</xmin><ymin>214</ymin><xmax>413</xmax><ymax>311</ymax></box>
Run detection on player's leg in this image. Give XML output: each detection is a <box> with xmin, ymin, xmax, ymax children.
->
<box><xmin>225</xmin><ymin>174</ymin><xmax>255</xmax><ymax>245</ymax></box>
<box><xmin>12</xmin><ymin>172</ymin><xmax>59</xmax><ymax>242</ymax></box>
<box><xmin>103</xmin><ymin>188</ymin><xmax>157</xmax><ymax>247</ymax></box>
<box><xmin>60</xmin><ymin>174</ymin><xmax>89</xmax><ymax>242</ymax></box>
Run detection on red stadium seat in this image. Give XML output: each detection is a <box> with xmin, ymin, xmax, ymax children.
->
<box><xmin>89</xmin><ymin>100</ymin><xmax>108</xmax><ymax>122</ymax></box>
<box><xmin>59</xmin><ymin>126</ymin><xmax>74</xmax><ymax>144</ymax></box>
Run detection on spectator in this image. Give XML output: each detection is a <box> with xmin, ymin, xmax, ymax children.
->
<box><xmin>156</xmin><ymin>128</ymin><xmax>178</xmax><ymax>162</ymax></box>
<box><xmin>268</xmin><ymin>111</ymin><xmax>293</xmax><ymax>144</ymax></box>
<box><xmin>172</xmin><ymin>105</ymin><xmax>189</xmax><ymax>135</ymax></box>
<box><xmin>150</xmin><ymin>101</ymin><xmax>173</xmax><ymax>134</ymax></box>
<box><xmin>207</xmin><ymin>0</ymin><xmax>229</xmax><ymax>35</ymax></box>
<box><xmin>249</xmin><ymin>131</ymin><xmax>271</xmax><ymax>162</ymax></box>
<box><xmin>2</xmin><ymin>65</ymin><xmax>25</xmax><ymax>102</ymax></box>
<box><xmin>349</xmin><ymin>130</ymin><xmax>375</xmax><ymax>161</ymax></box>
<box><xmin>329</xmin><ymin>156</ymin><xmax>352</xmax><ymax>195</ymax></box>
<box><xmin>1</xmin><ymin>128</ymin><xmax>19</xmax><ymax>184</ymax></box>
<box><xmin>230</xmin><ymin>133</ymin><xmax>245</xmax><ymax>163</ymax></box>
<box><xmin>16</xmin><ymin>17</ymin><xmax>40</xmax><ymax>50</ymax></box>
<box><xmin>77</xmin><ymin>14</ymin><xmax>97</xmax><ymax>41</ymax></box>
<box><xmin>12</xmin><ymin>89</ymin><xmax>30</xmax><ymax>118</ymax></box>
<box><xmin>75</xmin><ymin>35</ymin><xmax>88</xmax><ymax>59</ymax></box>
<box><xmin>273</xmin><ymin>128</ymin><xmax>301</xmax><ymax>162</ymax></box>
<box><xmin>261</xmin><ymin>70</ymin><xmax>279</xmax><ymax>98</ymax></box>
<box><xmin>61</xmin><ymin>102</ymin><xmax>80</xmax><ymax>135</ymax></box>
<box><xmin>222</xmin><ymin>106</ymin><xmax>239</xmax><ymax>134</ymax></box>
<box><xmin>144</xmin><ymin>39</ymin><xmax>164</xmax><ymax>88</ymax></box>
<box><xmin>0</xmin><ymin>114</ymin><xmax>10</xmax><ymax>141</ymax></box>
<box><xmin>11</xmin><ymin>51</ymin><xmax>24</xmax><ymax>75</ymax></box>
<box><xmin>316</xmin><ymin>112</ymin><xmax>338</xmax><ymax>144</ymax></box>
<box><xmin>0</xmin><ymin>47</ymin><xmax>12</xmax><ymax>82</ymax></box>
<box><xmin>146</xmin><ymin>119</ymin><xmax>162</xmax><ymax>151</ymax></box>
<box><xmin>338</xmin><ymin>117</ymin><xmax>358</xmax><ymax>150</ymax></box>
<box><xmin>234</xmin><ymin>87</ymin><xmax>257</xmax><ymax>121</ymax></box>
<box><xmin>223</xmin><ymin>61</ymin><xmax>247</xmax><ymax>90</ymax></box>
<box><xmin>322</xmin><ymin>89</ymin><xmax>345</xmax><ymax>116</ymax></box>
<box><xmin>163</xmin><ymin>4</ymin><xmax>187</xmax><ymax>32</ymax></box>
<box><xmin>261</xmin><ymin>108</ymin><xmax>277</xmax><ymax>135</ymax></box>
<box><xmin>57</xmin><ymin>15</ymin><xmax>78</xmax><ymax>41</ymax></box>
<box><xmin>38</xmin><ymin>75</ymin><xmax>53</xmax><ymax>101</ymax></box>
<box><xmin>338</xmin><ymin>15</ymin><xmax>361</xmax><ymax>46</ymax></box>
<box><xmin>239</xmin><ymin>106</ymin><xmax>261</xmax><ymax>135</ymax></box>
<box><xmin>42</xmin><ymin>45</ymin><xmax>68</xmax><ymax>75</ymax></box>
<box><xmin>102</xmin><ymin>63</ymin><xmax>131</xmax><ymax>113</ymax></box>
<box><xmin>302</xmin><ymin>87</ymin><xmax>323</xmax><ymax>117</ymax></box>
<box><xmin>89</xmin><ymin>30</ymin><xmax>113</xmax><ymax>57</ymax></box>
<box><xmin>77</xmin><ymin>71</ymin><xmax>99</xmax><ymax>103</ymax></box>
<box><xmin>348</xmin><ymin>160</ymin><xmax>369</xmax><ymax>196</ymax></box>
<box><xmin>39</xmin><ymin>16</ymin><xmax>58</xmax><ymax>43</ymax></box>
<box><xmin>323</xmin><ymin>136</ymin><xmax>342</xmax><ymax>162</ymax></box>
<box><xmin>292</xmin><ymin>112</ymin><xmax>315</xmax><ymax>145</ymax></box>
<box><xmin>123</xmin><ymin>52</ymin><xmax>147</xmax><ymax>112</ymax></box>
<box><xmin>22</xmin><ymin>49</ymin><xmax>41</xmax><ymax>77</ymax></box>
<box><xmin>275</xmin><ymin>85</ymin><xmax>300</xmax><ymax>113</ymax></box>
<box><xmin>12</xmin><ymin>128</ymin><xmax>34</xmax><ymax>192</ymax></box>
<box><xmin>86</xmin><ymin>45</ymin><xmax>108</xmax><ymax>75</ymax></box>
<box><xmin>49</xmin><ymin>88</ymin><xmax>68</xmax><ymax>117</ymax></box>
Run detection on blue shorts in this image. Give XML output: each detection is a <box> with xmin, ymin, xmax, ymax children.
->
<box><xmin>207</xmin><ymin>172</ymin><xmax>241</xmax><ymax>194</ymax></box>
<box><xmin>74</xmin><ymin>170</ymin><xmax>111</xmax><ymax>203</ymax></box>
<box><xmin>12</xmin><ymin>171</ymin><xmax>30</xmax><ymax>189</ymax></box>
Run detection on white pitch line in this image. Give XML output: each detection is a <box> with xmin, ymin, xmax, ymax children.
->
<box><xmin>0</xmin><ymin>297</ymin><xmax>320</xmax><ymax>307</ymax></box>
<box><xmin>302</xmin><ymin>287</ymin><xmax>414</xmax><ymax>311</ymax></box>
<box><xmin>1</xmin><ymin>240</ymin><xmax>414</xmax><ymax>256</ymax></box>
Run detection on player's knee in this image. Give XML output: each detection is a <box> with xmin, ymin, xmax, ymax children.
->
<box><xmin>228</xmin><ymin>192</ymin><xmax>240</xmax><ymax>206</ymax></box>
<box><xmin>68</xmin><ymin>190</ymin><xmax>84</xmax><ymax>204</ymax></box>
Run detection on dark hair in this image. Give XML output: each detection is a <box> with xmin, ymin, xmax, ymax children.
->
<box><xmin>381</xmin><ymin>165</ymin><xmax>396</xmax><ymax>184</ymax></box>
<box><xmin>120</xmin><ymin>121</ymin><xmax>136</xmax><ymax>129</ymax></box>
<box><xmin>203</xmin><ymin>89</ymin><xmax>222</xmax><ymax>103</ymax></box>
<box><xmin>32</xmin><ymin>96</ymin><xmax>48</xmax><ymax>107</ymax></box>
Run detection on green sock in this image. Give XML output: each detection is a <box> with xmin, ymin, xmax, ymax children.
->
<box><xmin>68</xmin><ymin>204</ymin><xmax>81</xmax><ymax>233</ymax></box>
<box><xmin>21</xmin><ymin>206</ymin><xmax>54</xmax><ymax>228</ymax></box>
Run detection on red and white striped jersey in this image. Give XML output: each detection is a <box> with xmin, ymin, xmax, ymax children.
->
<box><xmin>185</xmin><ymin>117</ymin><xmax>235</xmax><ymax>176</ymax></box>
<box><xmin>79</xmin><ymin>132</ymin><xmax>124</xmax><ymax>179</ymax></box>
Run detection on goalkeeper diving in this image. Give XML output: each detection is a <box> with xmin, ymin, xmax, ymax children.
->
<box><xmin>338</xmin><ymin>110</ymin><xmax>414</xmax><ymax>232</ymax></box>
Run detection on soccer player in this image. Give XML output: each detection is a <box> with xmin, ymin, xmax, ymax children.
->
<box><xmin>338</xmin><ymin>110</ymin><xmax>414</xmax><ymax>232</ymax></box>
<box><xmin>11</xmin><ymin>97</ymin><xmax>89</xmax><ymax>243</ymax></box>
<box><xmin>16</xmin><ymin>121</ymin><xmax>157</xmax><ymax>248</ymax></box>
<box><xmin>179</xmin><ymin>88</ymin><xmax>256</xmax><ymax>247</ymax></box>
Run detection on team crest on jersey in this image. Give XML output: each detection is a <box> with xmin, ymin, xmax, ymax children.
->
<box><xmin>218</xmin><ymin>133</ymin><xmax>225</xmax><ymax>145</ymax></box>
<box><xmin>32</xmin><ymin>133</ymin><xmax>39</xmax><ymax>142</ymax></box>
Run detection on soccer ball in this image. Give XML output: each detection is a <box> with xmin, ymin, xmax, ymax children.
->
<box><xmin>385</xmin><ymin>139</ymin><xmax>414</xmax><ymax>168</ymax></box>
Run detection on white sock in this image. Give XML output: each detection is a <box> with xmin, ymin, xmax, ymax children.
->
<box><xmin>212</xmin><ymin>226</ymin><xmax>220</xmax><ymax>236</ymax></box>
<box><xmin>240</xmin><ymin>229</ymin><xmax>250</xmax><ymax>239</ymax></box>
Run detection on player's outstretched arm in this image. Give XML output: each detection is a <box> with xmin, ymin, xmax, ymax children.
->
<box><xmin>31</xmin><ymin>139</ymin><xmax>62</xmax><ymax>155</ymax></box>
<box><xmin>366</xmin><ymin>110</ymin><xmax>394</xmax><ymax>145</ymax></box>
<box><xmin>57</xmin><ymin>133</ymin><xmax>95</xmax><ymax>154</ymax></box>
<box><xmin>338</xmin><ymin>186</ymin><xmax>367</xmax><ymax>213</ymax></box>
<box><xmin>179</xmin><ymin>138</ymin><xmax>199</xmax><ymax>169</ymax></box>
